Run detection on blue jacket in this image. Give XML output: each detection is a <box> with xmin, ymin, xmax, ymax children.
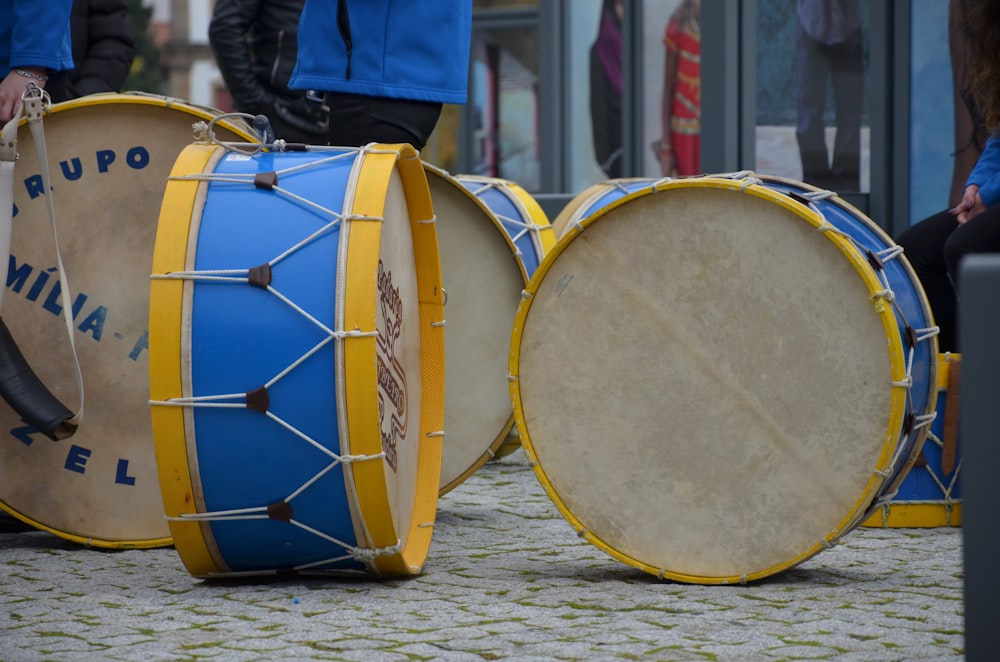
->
<box><xmin>1</xmin><ymin>0</ymin><xmax>74</xmax><ymax>74</ymax></box>
<box><xmin>289</xmin><ymin>0</ymin><xmax>471</xmax><ymax>105</ymax></box>
<box><xmin>967</xmin><ymin>133</ymin><xmax>1000</xmax><ymax>208</ymax></box>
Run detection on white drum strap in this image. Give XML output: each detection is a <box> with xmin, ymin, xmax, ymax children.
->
<box><xmin>0</xmin><ymin>86</ymin><xmax>85</xmax><ymax>428</ymax></box>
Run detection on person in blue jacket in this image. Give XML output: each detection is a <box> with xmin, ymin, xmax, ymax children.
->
<box><xmin>896</xmin><ymin>0</ymin><xmax>1000</xmax><ymax>353</ymax></box>
<box><xmin>0</xmin><ymin>0</ymin><xmax>75</xmax><ymax>123</ymax></box>
<box><xmin>289</xmin><ymin>0</ymin><xmax>472</xmax><ymax>150</ymax></box>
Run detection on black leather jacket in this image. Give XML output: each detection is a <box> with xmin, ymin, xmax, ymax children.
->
<box><xmin>209</xmin><ymin>0</ymin><xmax>328</xmax><ymax>144</ymax></box>
<box><xmin>46</xmin><ymin>0</ymin><xmax>136</xmax><ymax>104</ymax></box>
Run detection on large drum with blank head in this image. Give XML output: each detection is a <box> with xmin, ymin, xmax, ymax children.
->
<box><xmin>425</xmin><ymin>168</ymin><xmax>554</xmax><ymax>494</ymax></box>
<box><xmin>0</xmin><ymin>94</ymin><xmax>254</xmax><ymax>548</ymax></box>
<box><xmin>509</xmin><ymin>174</ymin><xmax>937</xmax><ymax>584</ymax></box>
<box><xmin>149</xmin><ymin>142</ymin><xmax>445</xmax><ymax>578</ymax></box>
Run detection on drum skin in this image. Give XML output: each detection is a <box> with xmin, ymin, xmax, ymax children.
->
<box><xmin>510</xmin><ymin>176</ymin><xmax>917</xmax><ymax>584</ymax></box>
<box><xmin>150</xmin><ymin>143</ymin><xmax>445</xmax><ymax>578</ymax></box>
<box><xmin>0</xmin><ymin>93</ymin><xmax>254</xmax><ymax>548</ymax></box>
<box><xmin>425</xmin><ymin>167</ymin><xmax>555</xmax><ymax>495</ymax></box>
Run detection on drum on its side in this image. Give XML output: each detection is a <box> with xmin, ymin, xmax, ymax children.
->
<box><xmin>864</xmin><ymin>352</ymin><xmax>962</xmax><ymax>528</ymax></box>
<box><xmin>149</xmin><ymin>143</ymin><xmax>445</xmax><ymax>578</ymax></box>
<box><xmin>425</xmin><ymin>167</ymin><xmax>554</xmax><ymax>494</ymax></box>
<box><xmin>0</xmin><ymin>93</ymin><xmax>254</xmax><ymax>548</ymax></box>
<box><xmin>550</xmin><ymin>178</ymin><xmax>657</xmax><ymax>239</ymax></box>
<box><xmin>510</xmin><ymin>175</ymin><xmax>928</xmax><ymax>584</ymax></box>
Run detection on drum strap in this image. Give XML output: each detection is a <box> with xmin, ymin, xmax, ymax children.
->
<box><xmin>0</xmin><ymin>85</ymin><xmax>84</xmax><ymax>439</ymax></box>
<box><xmin>941</xmin><ymin>355</ymin><xmax>961</xmax><ymax>476</ymax></box>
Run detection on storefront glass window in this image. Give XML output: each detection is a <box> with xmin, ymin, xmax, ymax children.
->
<box><xmin>467</xmin><ymin>26</ymin><xmax>541</xmax><ymax>189</ymax></box>
<box><xmin>641</xmin><ymin>1</ymin><xmax>701</xmax><ymax>179</ymax></box>
<box><xmin>756</xmin><ymin>0</ymin><xmax>871</xmax><ymax>195</ymax></box>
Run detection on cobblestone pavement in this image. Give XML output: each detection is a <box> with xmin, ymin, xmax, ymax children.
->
<box><xmin>0</xmin><ymin>450</ymin><xmax>963</xmax><ymax>661</ymax></box>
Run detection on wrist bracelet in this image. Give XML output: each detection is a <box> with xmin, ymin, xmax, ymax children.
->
<box><xmin>13</xmin><ymin>68</ymin><xmax>48</xmax><ymax>82</ymax></box>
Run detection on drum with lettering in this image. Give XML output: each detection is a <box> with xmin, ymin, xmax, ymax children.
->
<box><xmin>425</xmin><ymin>168</ymin><xmax>555</xmax><ymax>494</ymax></box>
<box><xmin>509</xmin><ymin>174</ymin><xmax>937</xmax><ymax>584</ymax></box>
<box><xmin>150</xmin><ymin>142</ymin><xmax>445</xmax><ymax>578</ymax></box>
<box><xmin>864</xmin><ymin>352</ymin><xmax>962</xmax><ymax>527</ymax></box>
<box><xmin>550</xmin><ymin>178</ymin><xmax>658</xmax><ymax>239</ymax></box>
<box><xmin>0</xmin><ymin>93</ymin><xmax>254</xmax><ymax>548</ymax></box>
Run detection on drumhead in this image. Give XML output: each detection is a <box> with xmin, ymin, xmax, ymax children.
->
<box><xmin>426</xmin><ymin>167</ymin><xmax>533</xmax><ymax>493</ymax></box>
<box><xmin>0</xmin><ymin>93</ymin><xmax>254</xmax><ymax>548</ymax></box>
<box><xmin>510</xmin><ymin>177</ymin><xmax>907</xmax><ymax>583</ymax></box>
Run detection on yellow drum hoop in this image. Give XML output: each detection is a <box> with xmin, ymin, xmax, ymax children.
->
<box><xmin>509</xmin><ymin>176</ymin><xmax>909</xmax><ymax>584</ymax></box>
<box><xmin>343</xmin><ymin>145</ymin><xmax>445</xmax><ymax>575</ymax></box>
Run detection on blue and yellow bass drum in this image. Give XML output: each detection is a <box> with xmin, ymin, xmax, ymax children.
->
<box><xmin>509</xmin><ymin>173</ymin><xmax>937</xmax><ymax>584</ymax></box>
<box><xmin>149</xmin><ymin>142</ymin><xmax>445</xmax><ymax>577</ymax></box>
<box><xmin>0</xmin><ymin>93</ymin><xmax>255</xmax><ymax>548</ymax></box>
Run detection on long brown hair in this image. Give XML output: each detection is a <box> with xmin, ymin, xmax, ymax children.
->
<box><xmin>964</xmin><ymin>0</ymin><xmax>1000</xmax><ymax>131</ymax></box>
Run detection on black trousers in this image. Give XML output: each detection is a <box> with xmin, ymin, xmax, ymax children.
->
<box><xmin>896</xmin><ymin>205</ymin><xmax>1000</xmax><ymax>352</ymax></box>
<box><xmin>795</xmin><ymin>25</ymin><xmax>863</xmax><ymax>192</ymax></box>
<box><xmin>324</xmin><ymin>93</ymin><xmax>443</xmax><ymax>150</ymax></box>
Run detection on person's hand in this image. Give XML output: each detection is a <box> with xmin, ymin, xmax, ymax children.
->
<box><xmin>952</xmin><ymin>184</ymin><xmax>986</xmax><ymax>224</ymax></box>
<box><xmin>0</xmin><ymin>68</ymin><xmax>46</xmax><ymax>124</ymax></box>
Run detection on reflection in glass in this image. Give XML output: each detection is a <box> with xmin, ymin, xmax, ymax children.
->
<box><xmin>640</xmin><ymin>1</ymin><xmax>702</xmax><ymax>179</ymax></box>
<box><xmin>658</xmin><ymin>0</ymin><xmax>702</xmax><ymax>177</ymax></box>
<box><xmin>590</xmin><ymin>0</ymin><xmax>624</xmax><ymax>178</ymax></box>
<box><xmin>470</xmin><ymin>27</ymin><xmax>541</xmax><ymax>191</ymax></box>
<box><xmin>756</xmin><ymin>0</ymin><xmax>870</xmax><ymax>194</ymax></box>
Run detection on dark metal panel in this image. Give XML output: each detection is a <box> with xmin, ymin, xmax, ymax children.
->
<box><xmin>538</xmin><ymin>0</ymin><xmax>565</xmax><ymax>192</ymax></box>
<box><xmin>959</xmin><ymin>254</ymin><xmax>1000</xmax><ymax>662</ymax></box>
<box><xmin>700</xmin><ymin>0</ymin><xmax>743</xmax><ymax>173</ymax></box>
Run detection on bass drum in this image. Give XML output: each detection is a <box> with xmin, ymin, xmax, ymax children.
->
<box><xmin>0</xmin><ymin>93</ymin><xmax>255</xmax><ymax>548</ymax></box>
<box><xmin>510</xmin><ymin>174</ymin><xmax>935</xmax><ymax>584</ymax></box>
<box><xmin>150</xmin><ymin>143</ymin><xmax>445</xmax><ymax>578</ymax></box>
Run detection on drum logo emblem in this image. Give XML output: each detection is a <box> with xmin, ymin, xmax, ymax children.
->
<box><xmin>376</xmin><ymin>260</ymin><xmax>406</xmax><ymax>472</ymax></box>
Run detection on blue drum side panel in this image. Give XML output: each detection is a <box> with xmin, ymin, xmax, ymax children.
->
<box><xmin>191</xmin><ymin>150</ymin><xmax>364</xmax><ymax>572</ymax></box>
<box><xmin>895</xmin><ymin>388</ymin><xmax>961</xmax><ymax>501</ymax></box>
<box><xmin>584</xmin><ymin>180</ymin><xmax>657</xmax><ymax>219</ymax></box>
<box><xmin>460</xmin><ymin>183</ymin><xmax>542</xmax><ymax>276</ymax></box>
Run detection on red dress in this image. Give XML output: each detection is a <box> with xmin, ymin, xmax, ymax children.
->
<box><xmin>664</xmin><ymin>7</ymin><xmax>701</xmax><ymax>176</ymax></box>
